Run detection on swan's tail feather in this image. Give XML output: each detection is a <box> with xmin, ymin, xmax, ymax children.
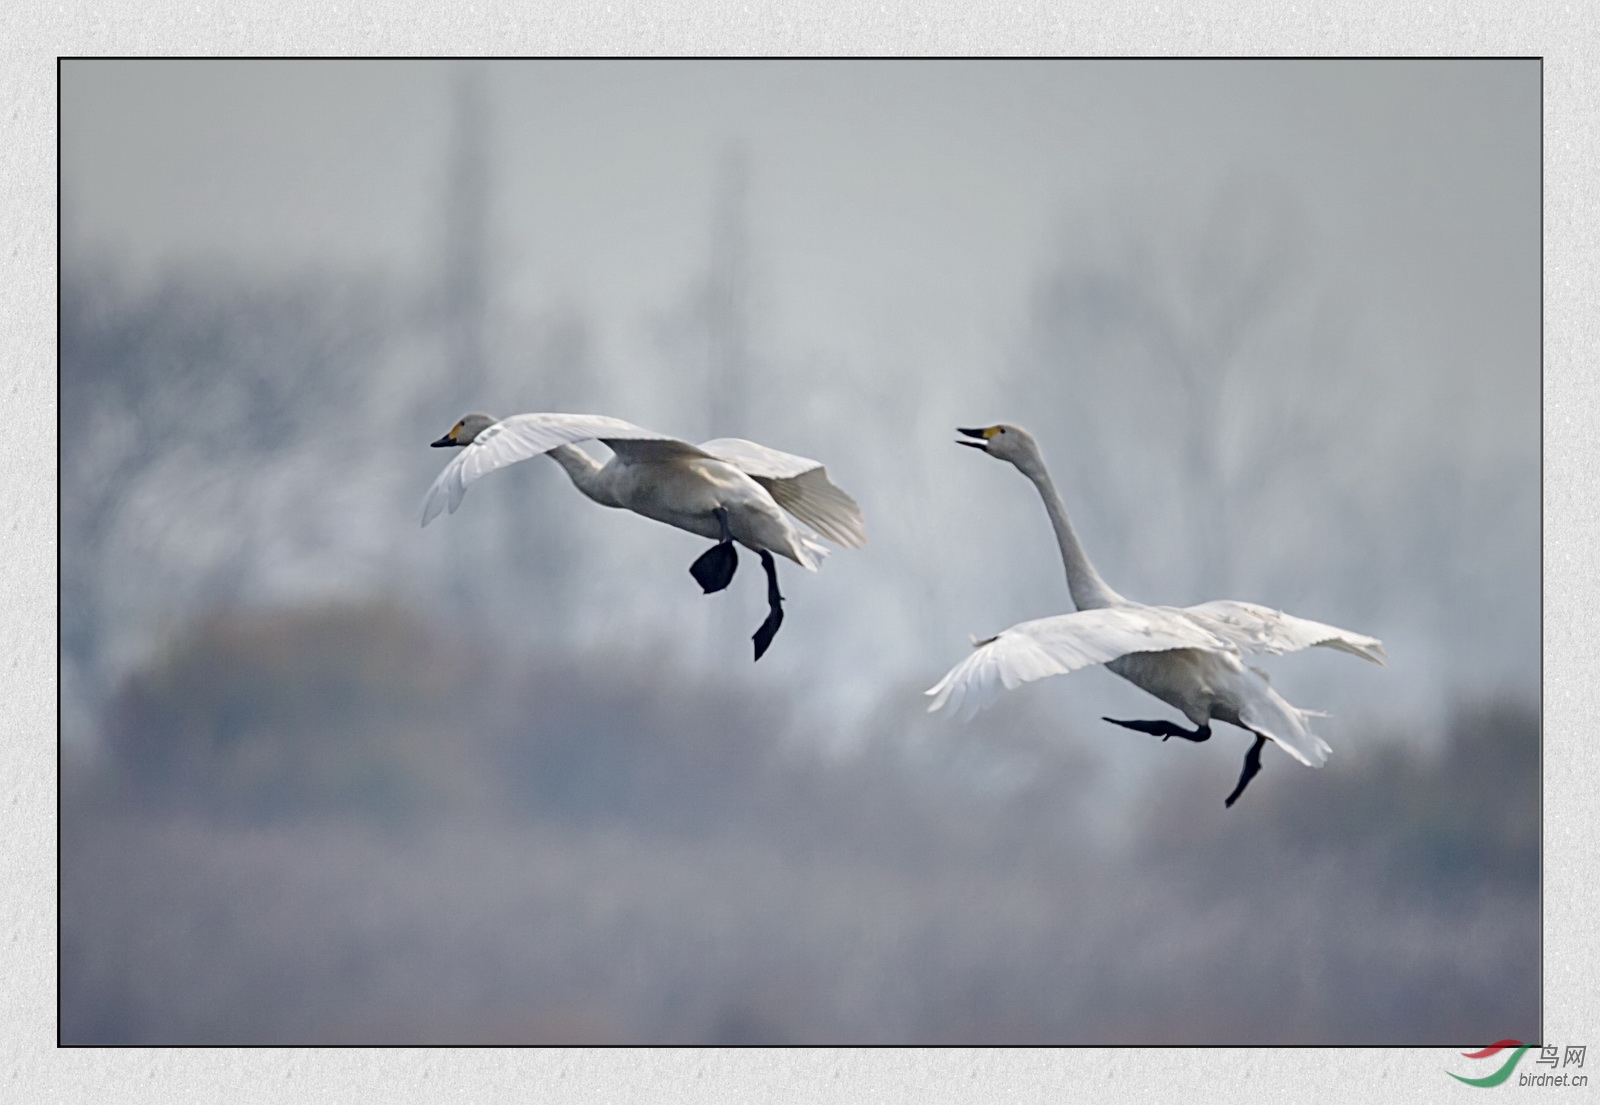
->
<box><xmin>794</xmin><ymin>534</ymin><xmax>828</xmax><ymax>571</ymax></box>
<box><xmin>1238</xmin><ymin>672</ymin><xmax>1332</xmax><ymax>768</ymax></box>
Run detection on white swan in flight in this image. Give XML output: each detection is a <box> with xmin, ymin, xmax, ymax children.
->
<box><xmin>926</xmin><ymin>424</ymin><xmax>1384</xmax><ymax>807</ymax></box>
<box><xmin>423</xmin><ymin>412</ymin><xmax>866</xmax><ymax>659</ymax></box>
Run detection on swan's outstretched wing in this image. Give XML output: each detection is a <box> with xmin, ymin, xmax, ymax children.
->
<box><xmin>1182</xmin><ymin>600</ymin><xmax>1386</xmax><ymax>665</ymax></box>
<box><xmin>698</xmin><ymin>437</ymin><xmax>866</xmax><ymax>548</ymax></box>
<box><xmin>925</xmin><ymin>607</ymin><xmax>1234</xmax><ymax>718</ymax></box>
<box><xmin>422</xmin><ymin>413</ymin><xmax>705</xmax><ymax>526</ymax></box>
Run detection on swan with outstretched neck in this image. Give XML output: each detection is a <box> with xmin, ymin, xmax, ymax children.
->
<box><xmin>423</xmin><ymin>412</ymin><xmax>865</xmax><ymax>660</ymax></box>
<box><xmin>926</xmin><ymin>423</ymin><xmax>1384</xmax><ymax>807</ymax></box>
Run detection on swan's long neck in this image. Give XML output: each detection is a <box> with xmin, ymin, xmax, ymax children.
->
<box><xmin>546</xmin><ymin>444</ymin><xmax>622</xmax><ymax>508</ymax></box>
<box><xmin>1017</xmin><ymin>453</ymin><xmax>1123</xmax><ymax>610</ymax></box>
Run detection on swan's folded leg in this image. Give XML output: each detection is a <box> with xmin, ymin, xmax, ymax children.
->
<box><xmin>690</xmin><ymin>507</ymin><xmax>739</xmax><ymax>593</ymax></box>
<box><xmin>752</xmin><ymin>549</ymin><xmax>785</xmax><ymax>661</ymax></box>
<box><xmin>1224</xmin><ymin>733</ymin><xmax>1268</xmax><ymax>808</ymax></box>
<box><xmin>1102</xmin><ymin>717</ymin><xmax>1212</xmax><ymax>743</ymax></box>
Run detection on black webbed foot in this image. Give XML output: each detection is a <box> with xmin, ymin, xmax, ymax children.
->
<box><xmin>690</xmin><ymin>507</ymin><xmax>738</xmax><ymax>593</ymax></box>
<box><xmin>1102</xmin><ymin>717</ymin><xmax>1212</xmax><ymax>743</ymax></box>
<box><xmin>751</xmin><ymin>550</ymin><xmax>785</xmax><ymax>661</ymax></box>
<box><xmin>690</xmin><ymin>541</ymin><xmax>738</xmax><ymax>593</ymax></box>
<box><xmin>1224</xmin><ymin>733</ymin><xmax>1268</xmax><ymax>808</ymax></box>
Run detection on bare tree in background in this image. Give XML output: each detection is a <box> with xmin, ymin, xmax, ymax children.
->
<box><xmin>1018</xmin><ymin>185</ymin><xmax>1357</xmax><ymax>609</ymax></box>
<box><xmin>427</xmin><ymin>70</ymin><xmax>496</xmax><ymax>619</ymax></box>
<box><xmin>439</xmin><ymin>69</ymin><xmax>490</xmax><ymax>409</ymax></box>
<box><xmin>1016</xmin><ymin>182</ymin><xmax>1537</xmax><ymax>707</ymax></box>
<box><xmin>706</xmin><ymin>143</ymin><xmax>751</xmax><ymax>443</ymax></box>
<box><xmin>706</xmin><ymin>145</ymin><xmax>755</xmax><ymax>664</ymax></box>
<box><xmin>642</xmin><ymin>143</ymin><xmax>760</xmax><ymax>665</ymax></box>
<box><xmin>421</xmin><ymin>71</ymin><xmax>585</xmax><ymax>641</ymax></box>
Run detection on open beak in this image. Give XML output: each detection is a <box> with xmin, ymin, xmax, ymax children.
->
<box><xmin>430</xmin><ymin>433</ymin><xmax>457</xmax><ymax>448</ymax></box>
<box><xmin>956</xmin><ymin>426</ymin><xmax>991</xmax><ymax>450</ymax></box>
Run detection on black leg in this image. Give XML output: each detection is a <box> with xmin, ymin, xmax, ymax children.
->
<box><xmin>1102</xmin><ymin>717</ymin><xmax>1212</xmax><ymax>743</ymax></box>
<box><xmin>751</xmin><ymin>550</ymin><xmax>785</xmax><ymax>661</ymax></box>
<box><xmin>689</xmin><ymin>508</ymin><xmax>738</xmax><ymax>593</ymax></box>
<box><xmin>1224</xmin><ymin>733</ymin><xmax>1268</xmax><ymax>808</ymax></box>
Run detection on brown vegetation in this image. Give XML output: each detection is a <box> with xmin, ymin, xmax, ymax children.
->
<box><xmin>62</xmin><ymin>601</ymin><xmax>1538</xmax><ymax>1045</ymax></box>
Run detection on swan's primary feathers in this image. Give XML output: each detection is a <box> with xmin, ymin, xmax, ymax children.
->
<box><xmin>1181</xmin><ymin>600</ymin><xmax>1386</xmax><ymax>665</ymax></box>
<box><xmin>698</xmin><ymin>437</ymin><xmax>867</xmax><ymax>549</ymax></box>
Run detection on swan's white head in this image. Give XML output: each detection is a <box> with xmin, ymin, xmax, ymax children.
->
<box><xmin>956</xmin><ymin>424</ymin><xmax>1043</xmax><ymax>471</ymax></box>
<box><xmin>431</xmin><ymin>413</ymin><xmax>497</xmax><ymax>448</ymax></box>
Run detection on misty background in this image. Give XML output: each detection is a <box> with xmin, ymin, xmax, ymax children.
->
<box><xmin>60</xmin><ymin>60</ymin><xmax>1539</xmax><ymax>1044</ymax></box>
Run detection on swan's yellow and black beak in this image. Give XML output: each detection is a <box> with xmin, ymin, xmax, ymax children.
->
<box><xmin>431</xmin><ymin>423</ymin><xmax>463</xmax><ymax>448</ymax></box>
<box><xmin>956</xmin><ymin>426</ymin><xmax>998</xmax><ymax>450</ymax></box>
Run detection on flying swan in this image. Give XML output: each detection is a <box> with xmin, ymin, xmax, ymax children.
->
<box><xmin>925</xmin><ymin>424</ymin><xmax>1384</xmax><ymax>807</ymax></box>
<box><xmin>422</xmin><ymin>412</ymin><xmax>865</xmax><ymax>660</ymax></box>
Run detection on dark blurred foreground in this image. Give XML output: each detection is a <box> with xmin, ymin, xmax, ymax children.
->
<box><xmin>61</xmin><ymin>601</ymin><xmax>1538</xmax><ymax>1045</ymax></box>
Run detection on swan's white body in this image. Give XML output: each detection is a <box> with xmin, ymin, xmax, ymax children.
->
<box><xmin>926</xmin><ymin>424</ymin><xmax>1383</xmax><ymax>783</ymax></box>
<box><xmin>421</xmin><ymin>412</ymin><xmax>865</xmax><ymax>565</ymax></box>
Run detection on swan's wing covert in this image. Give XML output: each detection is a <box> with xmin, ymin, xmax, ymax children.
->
<box><xmin>421</xmin><ymin>413</ymin><xmax>703</xmax><ymax>526</ymax></box>
<box><xmin>924</xmin><ymin>606</ymin><xmax>1234</xmax><ymax>719</ymax></box>
<box><xmin>697</xmin><ymin>437</ymin><xmax>866</xmax><ymax>549</ymax></box>
<box><xmin>1182</xmin><ymin>600</ymin><xmax>1386</xmax><ymax>665</ymax></box>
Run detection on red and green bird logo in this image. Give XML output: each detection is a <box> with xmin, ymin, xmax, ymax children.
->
<box><xmin>1448</xmin><ymin>1041</ymin><xmax>1530</xmax><ymax>1087</ymax></box>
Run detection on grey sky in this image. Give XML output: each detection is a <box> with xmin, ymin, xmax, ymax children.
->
<box><xmin>63</xmin><ymin>60</ymin><xmax>1536</xmax><ymax>442</ymax></box>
